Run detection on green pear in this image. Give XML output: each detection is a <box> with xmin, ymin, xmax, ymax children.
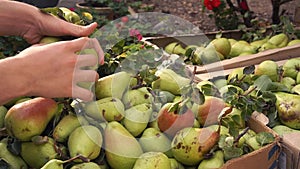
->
<box><xmin>169</xmin><ymin>158</ymin><xmax>185</xmax><ymax>169</ymax></box>
<box><xmin>246</xmin><ymin>136</ymin><xmax>261</xmax><ymax>151</ymax></box>
<box><xmin>164</xmin><ymin>42</ymin><xmax>186</xmax><ymax>55</ymax></box>
<box><xmin>139</xmin><ymin>127</ymin><xmax>173</xmax><ymax>157</ymax></box>
<box><xmin>0</xmin><ymin>106</ymin><xmax>8</xmax><ymax>128</ymax></box>
<box><xmin>39</xmin><ymin>36</ymin><xmax>61</xmax><ymax>44</ymax></box>
<box><xmin>0</xmin><ymin>139</ymin><xmax>28</xmax><ymax>169</ymax></box>
<box><xmin>154</xmin><ymin>90</ymin><xmax>176</xmax><ymax>105</ymax></box>
<box><xmin>84</xmin><ymin>97</ymin><xmax>125</xmax><ymax>122</ymax></box>
<box><xmin>213</xmin><ymin>78</ymin><xmax>228</xmax><ymax>89</ymax></box>
<box><xmin>171</xmin><ymin>127</ymin><xmax>220</xmax><ymax>166</ymax></box>
<box><xmin>122</xmin><ymin>87</ymin><xmax>153</xmax><ymax>108</ymax></box>
<box><xmin>59</xmin><ymin>7</ymin><xmax>81</xmax><ymax>24</ymax></box>
<box><xmin>70</xmin><ymin>162</ymin><xmax>101</xmax><ymax>169</ymax></box>
<box><xmin>21</xmin><ymin>137</ymin><xmax>60</xmax><ymax>168</ymax></box>
<box><xmin>197</xmin><ymin>150</ymin><xmax>224</xmax><ymax>169</ymax></box>
<box><xmin>95</xmin><ymin>71</ymin><xmax>132</xmax><ymax>99</ymax></box>
<box><xmin>5</xmin><ymin>97</ymin><xmax>58</xmax><ymax>141</ymax></box>
<box><xmin>272</xmin><ymin>125</ymin><xmax>300</xmax><ymax>136</ymax></box>
<box><xmin>258</xmin><ymin>42</ymin><xmax>278</xmax><ymax>52</ymax></box>
<box><xmin>281</xmin><ymin>76</ymin><xmax>296</xmax><ymax>91</ymax></box>
<box><xmin>297</xmin><ymin>72</ymin><xmax>300</xmax><ymax>84</ymax></box>
<box><xmin>199</xmin><ymin>45</ymin><xmax>221</xmax><ymax>64</ymax></box>
<box><xmin>68</xmin><ymin>125</ymin><xmax>103</xmax><ymax>161</ymax></box>
<box><xmin>209</xmin><ymin>38</ymin><xmax>231</xmax><ymax>57</ymax></box>
<box><xmin>53</xmin><ymin>114</ymin><xmax>89</xmax><ymax>142</ymax></box>
<box><xmin>291</xmin><ymin>84</ymin><xmax>300</xmax><ymax>95</ymax></box>
<box><xmin>250</xmin><ymin>38</ymin><xmax>268</xmax><ymax>50</ymax></box>
<box><xmin>191</xmin><ymin>46</ymin><xmax>205</xmax><ymax>65</ymax></box>
<box><xmin>152</xmin><ymin>68</ymin><xmax>191</xmax><ymax>95</ymax></box>
<box><xmin>132</xmin><ymin>152</ymin><xmax>171</xmax><ymax>169</ymax></box>
<box><xmin>229</xmin><ymin>41</ymin><xmax>256</xmax><ymax>57</ymax></box>
<box><xmin>282</xmin><ymin>58</ymin><xmax>300</xmax><ymax>79</ymax></box>
<box><xmin>104</xmin><ymin>121</ymin><xmax>143</xmax><ymax>169</ymax></box>
<box><xmin>275</xmin><ymin>92</ymin><xmax>300</xmax><ymax>129</ymax></box>
<box><xmin>123</xmin><ymin>103</ymin><xmax>152</xmax><ymax>136</ymax></box>
<box><xmin>228</xmin><ymin>38</ymin><xmax>237</xmax><ymax>46</ymax></box>
<box><xmin>255</xmin><ymin>60</ymin><xmax>279</xmax><ymax>82</ymax></box>
<box><xmin>287</xmin><ymin>39</ymin><xmax>300</xmax><ymax>46</ymax></box>
<box><xmin>41</xmin><ymin>159</ymin><xmax>64</xmax><ymax>169</ymax></box>
<box><xmin>268</xmin><ymin>33</ymin><xmax>289</xmax><ymax>48</ymax></box>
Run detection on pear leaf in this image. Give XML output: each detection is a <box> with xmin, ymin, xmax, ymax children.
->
<box><xmin>253</xmin><ymin>75</ymin><xmax>272</xmax><ymax>91</ymax></box>
<box><xmin>223</xmin><ymin>146</ymin><xmax>243</xmax><ymax>161</ymax></box>
<box><xmin>256</xmin><ymin>132</ymin><xmax>275</xmax><ymax>146</ymax></box>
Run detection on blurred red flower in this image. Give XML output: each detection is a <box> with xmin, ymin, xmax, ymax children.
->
<box><xmin>203</xmin><ymin>0</ymin><xmax>221</xmax><ymax>10</ymax></box>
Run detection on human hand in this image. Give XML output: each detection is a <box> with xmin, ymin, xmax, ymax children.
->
<box><xmin>16</xmin><ymin>37</ymin><xmax>104</xmax><ymax>101</ymax></box>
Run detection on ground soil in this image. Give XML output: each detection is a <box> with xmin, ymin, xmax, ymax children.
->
<box><xmin>139</xmin><ymin>0</ymin><xmax>298</xmax><ymax>33</ymax></box>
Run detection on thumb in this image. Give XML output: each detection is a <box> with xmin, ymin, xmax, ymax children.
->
<box><xmin>68</xmin><ymin>22</ymin><xmax>98</xmax><ymax>37</ymax></box>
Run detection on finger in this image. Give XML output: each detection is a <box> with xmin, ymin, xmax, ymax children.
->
<box><xmin>69</xmin><ymin>37</ymin><xmax>90</xmax><ymax>51</ymax></box>
<box><xmin>73</xmin><ymin>70</ymin><xmax>99</xmax><ymax>83</ymax></box>
<box><xmin>72</xmin><ymin>86</ymin><xmax>94</xmax><ymax>102</ymax></box>
<box><xmin>75</xmin><ymin>54</ymin><xmax>98</xmax><ymax>68</ymax></box>
<box><xmin>68</xmin><ymin>22</ymin><xmax>98</xmax><ymax>37</ymax></box>
<box><xmin>81</xmin><ymin>38</ymin><xmax>104</xmax><ymax>65</ymax></box>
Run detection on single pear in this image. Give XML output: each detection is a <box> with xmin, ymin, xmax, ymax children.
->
<box><xmin>53</xmin><ymin>114</ymin><xmax>89</xmax><ymax>142</ymax></box>
<box><xmin>287</xmin><ymin>39</ymin><xmax>300</xmax><ymax>46</ymax></box>
<box><xmin>275</xmin><ymin>92</ymin><xmax>300</xmax><ymax>129</ymax></box>
<box><xmin>169</xmin><ymin>158</ymin><xmax>185</xmax><ymax>169</ymax></box>
<box><xmin>122</xmin><ymin>87</ymin><xmax>153</xmax><ymax>108</ymax></box>
<box><xmin>197</xmin><ymin>150</ymin><xmax>224</xmax><ymax>169</ymax></box>
<box><xmin>95</xmin><ymin>71</ymin><xmax>132</xmax><ymax>99</ymax></box>
<box><xmin>104</xmin><ymin>121</ymin><xmax>143</xmax><ymax>169</ymax></box>
<box><xmin>132</xmin><ymin>152</ymin><xmax>171</xmax><ymax>169</ymax></box>
<box><xmin>272</xmin><ymin>124</ymin><xmax>300</xmax><ymax>136</ymax></box>
<box><xmin>84</xmin><ymin>97</ymin><xmax>125</xmax><ymax>122</ymax></box>
<box><xmin>171</xmin><ymin>127</ymin><xmax>220</xmax><ymax>166</ymax></box>
<box><xmin>282</xmin><ymin>58</ymin><xmax>300</xmax><ymax>79</ymax></box>
<box><xmin>255</xmin><ymin>60</ymin><xmax>279</xmax><ymax>82</ymax></box>
<box><xmin>258</xmin><ymin>42</ymin><xmax>278</xmax><ymax>52</ymax></box>
<box><xmin>199</xmin><ymin>45</ymin><xmax>221</xmax><ymax>64</ymax></box>
<box><xmin>229</xmin><ymin>41</ymin><xmax>256</xmax><ymax>57</ymax></box>
<box><xmin>268</xmin><ymin>33</ymin><xmax>289</xmax><ymax>48</ymax></box>
<box><xmin>68</xmin><ymin>125</ymin><xmax>103</xmax><ymax>162</ymax></box>
<box><xmin>139</xmin><ymin>127</ymin><xmax>173</xmax><ymax>157</ymax></box>
<box><xmin>0</xmin><ymin>105</ymin><xmax>8</xmax><ymax>128</ymax></box>
<box><xmin>164</xmin><ymin>42</ymin><xmax>186</xmax><ymax>55</ymax></box>
<box><xmin>197</xmin><ymin>96</ymin><xmax>228</xmax><ymax>126</ymax></box>
<box><xmin>152</xmin><ymin>68</ymin><xmax>191</xmax><ymax>95</ymax></box>
<box><xmin>39</xmin><ymin>36</ymin><xmax>61</xmax><ymax>44</ymax></box>
<box><xmin>191</xmin><ymin>46</ymin><xmax>205</xmax><ymax>65</ymax></box>
<box><xmin>0</xmin><ymin>140</ymin><xmax>28</xmax><ymax>169</ymax></box>
<box><xmin>209</xmin><ymin>38</ymin><xmax>231</xmax><ymax>57</ymax></box>
<box><xmin>281</xmin><ymin>76</ymin><xmax>296</xmax><ymax>91</ymax></box>
<box><xmin>41</xmin><ymin>159</ymin><xmax>64</xmax><ymax>169</ymax></box>
<box><xmin>123</xmin><ymin>103</ymin><xmax>152</xmax><ymax>136</ymax></box>
<box><xmin>5</xmin><ymin>97</ymin><xmax>58</xmax><ymax>141</ymax></box>
<box><xmin>20</xmin><ymin>137</ymin><xmax>60</xmax><ymax>168</ymax></box>
<box><xmin>250</xmin><ymin>38</ymin><xmax>268</xmax><ymax>50</ymax></box>
<box><xmin>292</xmin><ymin>84</ymin><xmax>300</xmax><ymax>95</ymax></box>
<box><xmin>70</xmin><ymin>162</ymin><xmax>101</xmax><ymax>169</ymax></box>
<box><xmin>246</xmin><ymin>136</ymin><xmax>261</xmax><ymax>151</ymax></box>
<box><xmin>59</xmin><ymin>7</ymin><xmax>81</xmax><ymax>24</ymax></box>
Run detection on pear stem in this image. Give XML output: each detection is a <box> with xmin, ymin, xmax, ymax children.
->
<box><xmin>233</xmin><ymin>127</ymin><xmax>250</xmax><ymax>146</ymax></box>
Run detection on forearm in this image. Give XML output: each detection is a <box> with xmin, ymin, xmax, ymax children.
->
<box><xmin>0</xmin><ymin>56</ymin><xmax>31</xmax><ymax>105</ymax></box>
<box><xmin>0</xmin><ymin>0</ymin><xmax>41</xmax><ymax>37</ymax></box>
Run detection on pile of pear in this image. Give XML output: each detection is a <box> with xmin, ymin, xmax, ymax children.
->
<box><xmin>0</xmin><ymin>67</ymin><xmax>277</xmax><ymax>169</ymax></box>
<box><xmin>164</xmin><ymin>33</ymin><xmax>300</xmax><ymax>65</ymax></box>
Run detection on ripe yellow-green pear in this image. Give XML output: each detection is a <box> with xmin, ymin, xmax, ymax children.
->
<box><xmin>250</xmin><ymin>38</ymin><xmax>269</xmax><ymax>50</ymax></box>
<box><xmin>281</xmin><ymin>77</ymin><xmax>296</xmax><ymax>91</ymax></box>
<box><xmin>282</xmin><ymin>58</ymin><xmax>300</xmax><ymax>79</ymax></box>
<box><xmin>268</xmin><ymin>33</ymin><xmax>289</xmax><ymax>48</ymax></box>
<box><xmin>164</xmin><ymin>42</ymin><xmax>186</xmax><ymax>55</ymax></box>
<box><xmin>258</xmin><ymin>42</ymin><xmax>278</xmax><ymax>52</ymax></box>
<box><xmin>197</xmin><ymin>150</ymin><xmax>224</xmax><ymax>169</ymax></box>
<box><xmin>229</xmin><ymin>41</ymin><xmax>256</xmax><ymax>57</ymax></box>
<box><xmin>199</xmin><ymin>45</ymin><xmax>222</xmax><ymax>64</ymax></box>
<box><xmin>227</xmin><ymin>67</ymin><xmax>252</xmax><ymax>84</ymax></box>
<box><xmin>209</xmin><ymin>38</ymin><xmax>231</xmax><ymax>57</ymax></box>
<box><xmin>297</xmin><ymin>72</ymin><xmax>300</xmax><ymax>84</ymax></box>
<box><xmin>287</xmin><ymin>39</ymin><xmax>300</xmax><ymax>46</ymax></box>
<box><xmin>255</xmin><ymin>60</ymin><xmax>279</xmax><ymax>82</ymax></box>
<box><xmin>132</xmin><ymin>152</ymin><xmax>171</xmax><ymax>169</ymax></box>
<box><xmin>39</xmin><ymin>37</ymin><xmax>61</xmax><ymax>44</ymax></box>
<box><xmin>228</xmin><ymin>38</ymin><xmax>237</xmax><ymax>46</ymax></box>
